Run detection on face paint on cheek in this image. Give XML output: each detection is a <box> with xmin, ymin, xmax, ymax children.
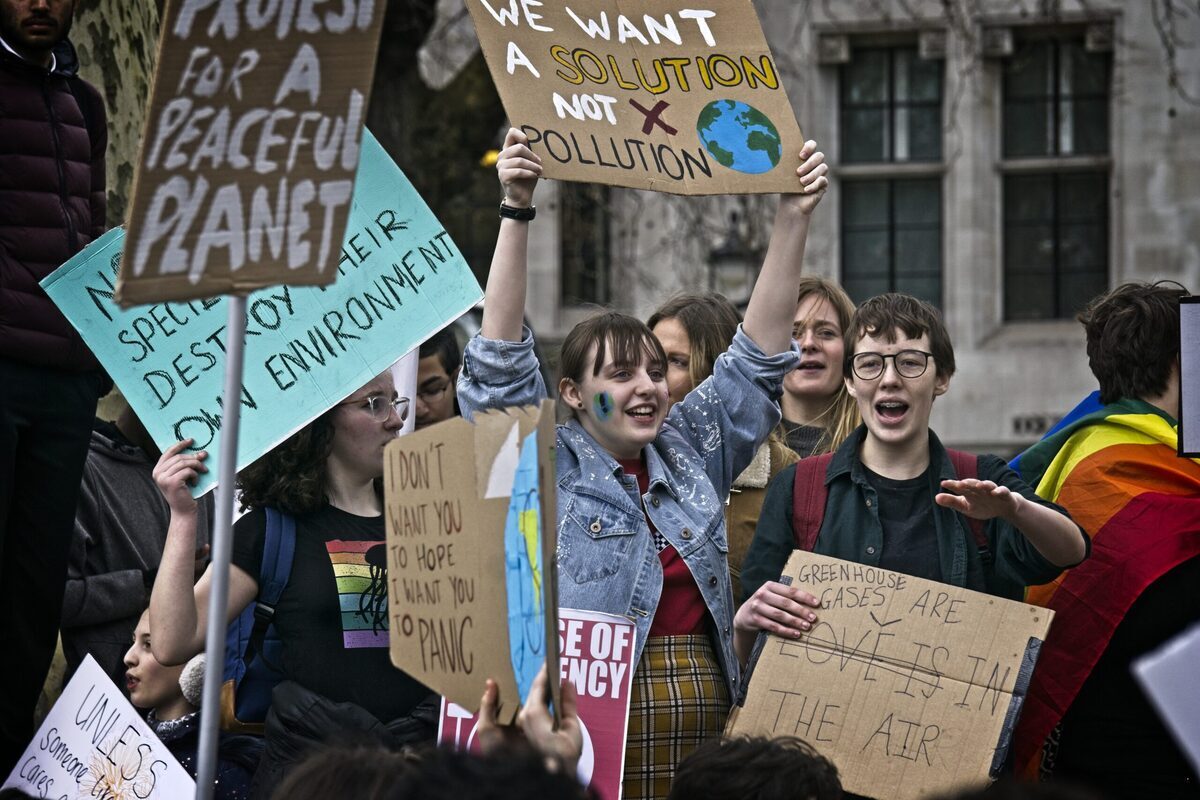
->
<box><xmin>592</xmin><ymin>392</ymin><xmax>614</xmax><ymax>421</ymax></box>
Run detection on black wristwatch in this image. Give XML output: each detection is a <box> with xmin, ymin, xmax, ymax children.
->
<box><xmin>499</xmin><ymin>201</ymin><xmax>536</xmax><ymax>221</ymax></box>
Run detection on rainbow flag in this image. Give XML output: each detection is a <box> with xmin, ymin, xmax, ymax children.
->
<box><xmin>1011</xmin><ymin>397</ymin><xmax>1200</xmax><ymax>776</ymax></box>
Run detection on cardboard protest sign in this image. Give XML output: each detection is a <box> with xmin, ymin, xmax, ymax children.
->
<box><xmin>727</xmin><ymin>551</ymin><xmax>1054</xmax><ymax>800</ymax></box>
<box><xmin>438</xmin><ymin>608</ymin><xmax>636</xmax><ymax>800</ymax></box>
<box><xmin>468</xmin><ymin>0</ymin><xmax>805</xmax><ymax>194</ymax></box>
<box><xmin>385</xmin><ymin>402</ymin><xmax>560</xmax><ymax>725</ymax></box>
<box><xmin>42</xmin><ymin>131</ymin><xmax>483</xmax><ymax>496</ymax></box>
<box><xmin>2</xmin><ymin>655</ymin><xmax>194</xmax><ymax>798</ymax></box>
<box><xmin>117</xmin><ymin>0</ymin><xmax>386</xmax><ymax>305</ymax></box>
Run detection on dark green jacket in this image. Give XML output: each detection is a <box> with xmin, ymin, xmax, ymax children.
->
<box><xmin>741</xmin><ymin>426</ymin><xmax>1087</xmax><ymax>603</ymax></box>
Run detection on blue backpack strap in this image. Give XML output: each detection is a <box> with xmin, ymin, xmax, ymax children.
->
<box><xmin>247</xmin><ymin>508</ymin><xmax>296</xmax><ymax>668</ymax></box>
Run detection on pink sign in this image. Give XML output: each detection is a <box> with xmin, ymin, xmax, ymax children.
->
<box><xmin>438</xmin><ymin>608</ymin><xmax>636</xmax><ymax>800</ymax></box>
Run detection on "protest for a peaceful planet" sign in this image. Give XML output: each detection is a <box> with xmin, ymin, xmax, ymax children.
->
<box><xmin>43</xmin><ymin>131</ymin><xmax>483</xmax><ymax>496</ymax></box>
<box><xmin>468</xmin><ymin>0</ymin><xmax>806</xmax><ymax>194</ymax></box>
<box><xmin>118</xmin><ymin>0</ymin><xmax>387</xmax><ymax>305</ymax></box>
<box><xmin>2</xmin><ymin>656</ymin><xmax>194</xmax><ymax>799</ymax></box>
<box><xmin>728</xmin><ymin>551</ymin><xmax>1054</xmax><ymax>800</ymax></box>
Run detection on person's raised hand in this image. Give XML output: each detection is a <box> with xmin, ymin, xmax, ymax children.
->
<box><xmin>518</xmin><ymin>664</ymin><xmax>583</xmax><ymax>776</ymax></box>
<box><xmin>152</xmin><ymin>440</ymin><xmax>207</xmax><ymax>515</ymax></box>
<box><xmin>734</xmin><ymin>580</ymin><xmax>821</xmax><ymax>639</ymax></box>
<box><xmin>497</xmin><ymin>127</ymin><xmax>542</xmax><ymax>209</ymax></box>
<box><xmin>936</xmin><ymin>478</ymin><xmax>1023</xmax><ymax>521</ymax></box>
<box><xmin>780</xmin><ymin>140</ymin><xmax>829</xmax><ymax>216</ymax></box>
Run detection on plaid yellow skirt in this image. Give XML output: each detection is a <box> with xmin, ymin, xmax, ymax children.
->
<box><xmin>622</xmin><ymin>634</ymin><xmax>731</xmax><ymax>800</ymax></box>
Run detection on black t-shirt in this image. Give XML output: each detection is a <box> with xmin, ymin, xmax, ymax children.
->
<box><xmin>231</xmin><ymin>504</ymin><xmax>429</xmax><ymax>722</ymax></box>
<box><xmin>862</xmin><ymin>465</ymin><xmax>942</xmax><ymax>582</ymax></box>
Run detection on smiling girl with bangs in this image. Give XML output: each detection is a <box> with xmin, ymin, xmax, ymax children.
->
<box><xmin>458</xmin><ymin>128</ymin><xmax>830</xmax><ymax>799</ymax></box>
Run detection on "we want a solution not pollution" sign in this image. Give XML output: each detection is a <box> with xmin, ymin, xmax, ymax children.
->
<box><xmin>468</xmin><ymin>0</ymin><xmax>806</xmax><ymax>195</ymax></box>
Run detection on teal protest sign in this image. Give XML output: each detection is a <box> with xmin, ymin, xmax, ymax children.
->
<box><xmin>42</xmin><ymin>131</ymin><xmax>482</xmax><ymax>496</ymax></box>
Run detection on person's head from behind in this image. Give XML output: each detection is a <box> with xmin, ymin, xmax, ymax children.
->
<box><xmin>1078</xmin><ymin>281</ymin><xmax>1188</xmax><ymax>413</ymax></box>
<box><xmin>844</xmin><ymin>293</ymin><xmax>955</xmax><ymax>451</ymax></box>
<box><xmin>668</xmin><ymin>736</ymin><xmax>842</xmax><ymax>800</ymax></box>
<box><xmin>647</xmin><ymin>293</ymin><xmax>742</xmax><ymax>408</ymax></box>
<box><xmin>416</xmin><ymin>327</ymin><xmax>462</xmax><ymax>430</ymax></box>
<box><xmin>558</xmin><ymin>311</ymin><xmax>669</xmax><ymax>460</ymax></box>
<box><xmin>271</xmin><ymin>742</ymin><xmax>588</xmax><ymax>800</ymax></box>
<box><xmin>124</xmin><ymin>609</ymin><xmax>194</xmax><ymax>721</ymax></box>
<box><xmin>0</xmin><ymin>0</ymin><xmax>75</xmax><ymax>67</ymax></box>
<box><xmin>239</xmin><ymin>372</ymin><xmax>407</xmax><ymax>514</ymax></box>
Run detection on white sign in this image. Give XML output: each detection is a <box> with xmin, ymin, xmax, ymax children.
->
<box><xmin>2</xmin><ymin>655</ymin><xmax>195</xmax><ymax>799</ymax></box>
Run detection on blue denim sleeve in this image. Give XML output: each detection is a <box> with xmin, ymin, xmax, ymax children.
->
<box><xmin>455</xmin><ymin>327</ymin><xmax>548</xmax><ymax>421</ymax></box>
<box><xmin>665</xmin><ymin>325</ymin><xmax>800</xmax><ymax>499</ymax></box>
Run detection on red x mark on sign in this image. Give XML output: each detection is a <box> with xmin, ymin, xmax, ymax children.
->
<box><xmin>629</xmin><ymin>99</ymin><xmax>678</xmax><ymax>135</ymax></box>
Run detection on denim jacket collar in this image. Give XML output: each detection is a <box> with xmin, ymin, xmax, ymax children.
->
<box><xmin>560</xmin><ymin>419</ymin><xmax>680</xmax><ymax>501</ymax></box>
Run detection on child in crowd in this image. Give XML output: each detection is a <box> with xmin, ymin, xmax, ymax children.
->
<box><xmin>741</xmin><ymin>294</ymin><xmax>1088</xmax><ymax>636</ymax></box>
<box><xmin>457</xmin><ymin>127</ymin><xmax>828</xmax><ymax>799</ymax></box>
<box><xmin>123</xmin><ymin>608</ymin><xmax>258</xmax><ymax>798</ymax></box>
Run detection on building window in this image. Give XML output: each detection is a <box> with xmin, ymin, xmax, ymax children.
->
<box><xmin>1003</xmin><ymin>37</ymin><xmax>1110</xmax><ymax>158</ymax></box>
<box><xmin>838</xmin><ymin>43</ymin><xmax>944</xmax><ymax>306</ymax></box>
<box><xmin>841</xmin><ymin>46</ymin><xmax>942</xmax><ymax>164</ymax></box>
<box><xmin>1003</xmin><ymin>171</ymin><xmax>1108</xmax><ymax>320</ymax></box>
<box><xmin>842</xmin><ymin>179</ymin><xmax>942</xmax><ymax>307</ymax></box>
<box><xmin>559</xmin><ymin>184</ymin><xmax>610</xmax><ymax>306</ymax></box>
<box><xmin>1001</xmin><ymin>33</ymin><xmax>1111</xmax><ymax>320</ymax></box>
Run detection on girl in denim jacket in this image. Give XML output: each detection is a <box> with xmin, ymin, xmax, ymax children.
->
<box><xmin>458</xmin><ymin>128</ymin><xmax>828</xmax><ymax>800</ymax></box>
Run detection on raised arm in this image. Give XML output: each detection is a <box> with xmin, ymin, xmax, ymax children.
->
<box><xmin>481</xmin><ymin>128</ymin><xmax>543</xmax><ymax>343</ymax></box>
<box><xmin>741</xmin><ymin>142</ymin><xmax>828</xmax><ymax>354</ymax></box>
<box><xmin>149</xmin><ymin>440</ymin><xmax>257</xmax><ymax>665</ymax></box>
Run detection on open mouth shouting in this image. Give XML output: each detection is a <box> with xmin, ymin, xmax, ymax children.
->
<box><xmin>796</xmin><ymin>358</ymin><xmax>826</xmax><ymax>374</ymax></box>
<box><xmin>874</xmin><ymin>398</ymin><xmax>910</xmax><ymax>425</ymax></box>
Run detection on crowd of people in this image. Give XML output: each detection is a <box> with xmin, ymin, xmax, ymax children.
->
<box><xmin>1</xmin><ymin>1</ymin><xmax>1197</xmax><ymax>799</ymax></box>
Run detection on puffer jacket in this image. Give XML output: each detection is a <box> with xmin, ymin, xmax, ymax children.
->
<box><xmin>0</xmin><ymin>36</ymin><xmax>106</xmax><ymax>370</ymax></box>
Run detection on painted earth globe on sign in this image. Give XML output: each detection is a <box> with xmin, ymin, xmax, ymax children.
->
<box><xmin>696</xmin><ymin>99</ymin><xmax>783</xmax><ymax>175</ymax></box>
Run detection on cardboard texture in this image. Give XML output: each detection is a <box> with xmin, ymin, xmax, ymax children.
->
<box><xmin>41</xmin><ymin>131</ymin><xmax>483</xmax><ymax>496</ymax></box>
<box><xmin>468</xmin><ymin>0</ymin><xmax>805</xmax><ymax>195</ymax></box>
<box><xmin>385</xmin><ymin>402</ymin><xmax>560</xmax><ymax>725</ymax></box>
<box><xmin>438</xmin><ymin>608</ymin><xmax>637</xmax><ymax>800</ymax></box>
<box><xmin>2</xmin><ymin>655</ymin><xmax>195</xmax><ymax>798</ymax></box>
<box><xmin>117</xmin><ymin>0</ymin><xmax>386</xmax><ymax>305</ymax></box>
<box><xmin>727</xmin><ymin>551</ymin><xmax>1054</xmax><ymax>800</ymax></box>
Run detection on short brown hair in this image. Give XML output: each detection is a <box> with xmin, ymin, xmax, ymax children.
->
<box><xmin>1078</xmin><ymin>281</ymin><xmax>1188</xmax><ymax>405</ymax></box>
<box><xmin>559</xmin><ymin>311</ymin><xmax>667</xmax><ymax>385</ymax></box>
<box><xmin>238</xmin><ymin>413</ymin><xmax>336</xmax><ymax>515</ymax></box>
<box><xmin>846</xmin><ymin>293</ymin><xmax>955</xmax><ymax>378</ymax></box>
<box><xmin>647</xmin><ymin>293</ymin><xmax>742</xmax><ymax>390</ymax></box>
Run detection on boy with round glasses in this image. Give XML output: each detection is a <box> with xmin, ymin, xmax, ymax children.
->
<box><xmin>740</xmin><ymin>293</ymin><xmax>1088</xmax><ymax>619</ymax></box>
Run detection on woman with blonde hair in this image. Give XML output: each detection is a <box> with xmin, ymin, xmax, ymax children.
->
<box><xmin>782</xmin><ymin>276</ymin><xmax>859</xmax><ymax>456</ymax></box>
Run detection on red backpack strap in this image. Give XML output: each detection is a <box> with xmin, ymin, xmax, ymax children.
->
<box><xmin>947</xmin><ymin>449</ymin><xmax>989</xmax><ymax>554</ymax></box>
<box><xmin>791</xmin><ymin>453</ymin><xmax>834</xmax><ymax>551</ymax></box>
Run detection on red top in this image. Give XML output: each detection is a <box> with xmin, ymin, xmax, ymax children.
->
<box><xmin>618</xmin><ymin>458</ymin><xmax>708</xmax><ymax>637</ymax></box>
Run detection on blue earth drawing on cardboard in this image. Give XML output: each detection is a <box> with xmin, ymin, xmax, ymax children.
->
<box><xmin>504</xmin><ymin>429</ymin><xmax>544</xmax><ymax>703</ymax></box>
<box><xmin>696</xmin><ymin>99</ymin><xmax>783</xmax><ymax>175</ymax></box>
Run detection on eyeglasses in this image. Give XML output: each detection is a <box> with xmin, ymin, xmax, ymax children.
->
<box><xmin>851</xmin><ymin>350</ymin><xmax>934</xmax><ymax>381</ymax></box>
<box><xmin>416</xmin><ymin>380</ymin><xmax>450</xmax><ymax>404</ymax></box>
<box><xmin>341</xmin><ymin>394</ymin><xmax>411</xmax><ymax>422</ymax></box>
